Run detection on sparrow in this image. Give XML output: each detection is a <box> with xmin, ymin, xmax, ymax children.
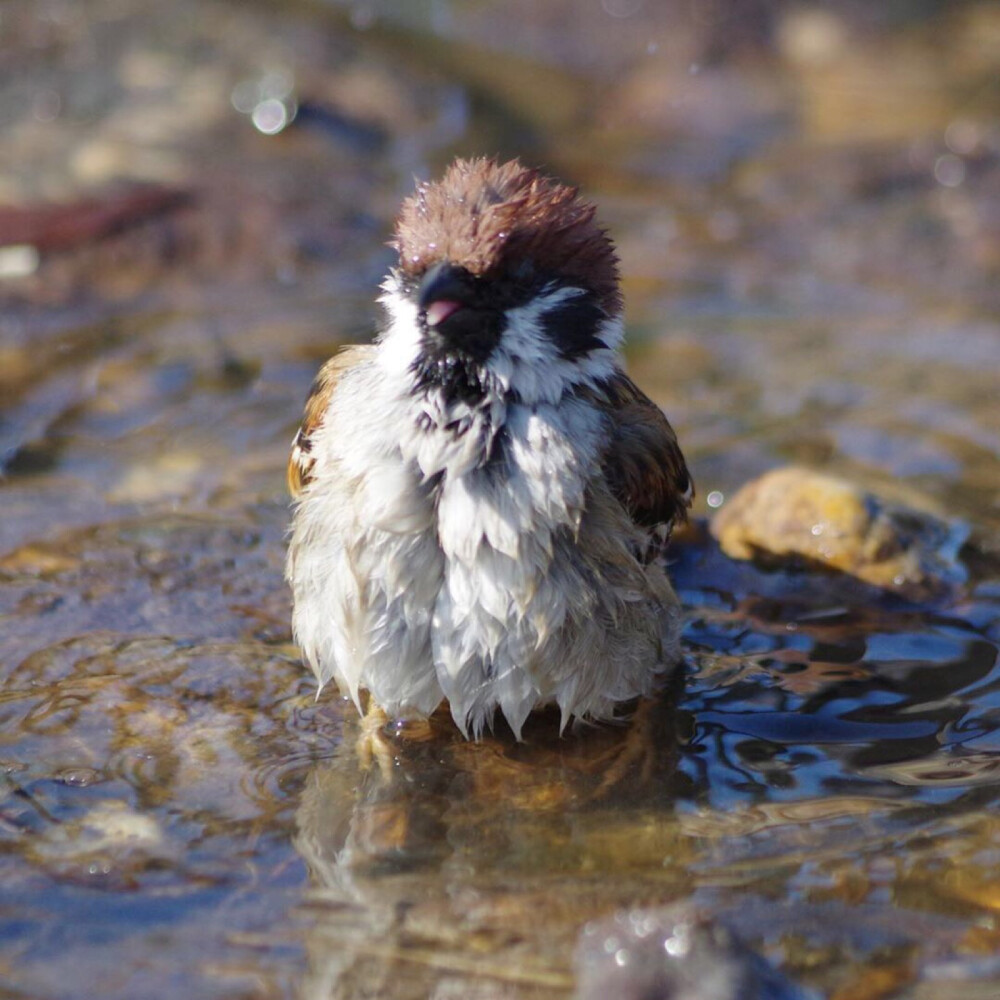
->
<box><xmin>286</xmin><ymin>157</ymin><xmax>692</xmax><ymax>739</ymax></box>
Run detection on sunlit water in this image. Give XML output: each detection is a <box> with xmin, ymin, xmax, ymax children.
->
<box><xmin>1</xmin><ymin>1</ymin><xmax>999</xmax><ymax>997</ymax></box>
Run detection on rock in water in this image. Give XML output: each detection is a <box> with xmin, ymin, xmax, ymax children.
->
<box><xmin>575</xmin><ymin>904</ymin><xmax>817</xmax><ymax>1000</ymax></box>
<box><xmin>710</xmin><ymin>466</ymin><xmax>966</xmax><ymax>599</ymax></box>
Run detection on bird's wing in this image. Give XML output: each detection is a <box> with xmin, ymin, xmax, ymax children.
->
<box><xmin>595</xmin><ymin>371</ymin><xmax>693</xmax><ymax>537</ymax></box>
<box><xmin>287</xmin><ymin>345</ymin><xmax>374</xmax><ymax>498</ymax></box>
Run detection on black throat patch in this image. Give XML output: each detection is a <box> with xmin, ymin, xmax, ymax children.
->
<box><xmin>410</xmin><ymin>347</ymin><xmax>493</xmax><ymax>409</ymax></box>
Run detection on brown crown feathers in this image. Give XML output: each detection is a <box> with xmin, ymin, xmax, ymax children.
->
<box><xmin>392</xmin><ymin>157</ymin><xmax>622</xmax><ymax>316</ymax></box>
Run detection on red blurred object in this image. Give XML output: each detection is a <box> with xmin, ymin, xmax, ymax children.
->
<box><xmin>0</xmin><ymin>186</ymin><xmax>193</xmax><ymax>252</ymax></box>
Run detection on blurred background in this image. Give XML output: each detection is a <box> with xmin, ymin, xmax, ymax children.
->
<box><xmin>2</xmin><ymin>0</ymin><xmax>998</xmax><ymax>525</ymax></box>
<box><xmin>1</xmin><ymin>2</ymin><xmax>999</xmax><ymax>998</ymax></box>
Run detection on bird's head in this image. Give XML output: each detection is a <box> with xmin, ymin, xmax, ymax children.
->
<box><xmin>381</xmin><ymin>158</ymin><xmax>624</xmax><ymax>407</ymax></box>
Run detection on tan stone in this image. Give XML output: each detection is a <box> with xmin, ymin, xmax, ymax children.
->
<box><xmin>710</xmin><ymin>466</ymin><xmax>940</xmax><ymax>594</ymax></box>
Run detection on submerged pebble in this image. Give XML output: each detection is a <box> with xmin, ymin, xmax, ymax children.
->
<box><xmin>575</xmin><ymin>905</ymin><xmax>817</xmax><ymax>1000</ymax></box>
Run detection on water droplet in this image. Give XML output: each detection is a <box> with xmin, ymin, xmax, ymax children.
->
<box><xmin>944</xmin><ymin>119</ymin><xmax>979</xmax><ymax>156</ymax></box>
<box><xmin>251</xmin><ymin>97</ymin><xmax>294</xmax><ymax>136</ymax></box>
<box><xmin>664</xmin><ymin>929</ymin><xmax>690</xmax><ymax>957</ymax></box>
<box><xmin>231</xmin><ymin>79</ymin><xmax>259</xmax><ymax>114</ymax></box>
<box><xmin>259</xmin><ymin>69</ymin><xmax>294</xmax><ymax>101</ymax></box>
<box><xmin>934</xmin><ymin>154</ymin><xmax>965</xmax><ymax>188</ymax></box>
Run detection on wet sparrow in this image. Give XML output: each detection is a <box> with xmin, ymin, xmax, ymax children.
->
<box><xmin>286</xmin><ymin>158</ymin><xmax>691</xmax><ymax>738</ymax></box>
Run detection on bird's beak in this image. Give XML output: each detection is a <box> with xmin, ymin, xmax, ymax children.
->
<box><xmin>415</xmin><ymin>261</ymin><xmax>501</xmax><ymax>362</ymax></box>
<box><xmin>418</xmin><ymin>262</ymin><xmax>472</xmax><ymax>328</ymax></box>
<box><xmin>425</xmin><ymin>299</ymin><xmax>462</xmax><ymax>328</ymax></box>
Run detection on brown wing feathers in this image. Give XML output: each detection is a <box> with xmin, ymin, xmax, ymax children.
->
<box><xmin>597</xmin><ymin>373</ymin><xmax>692</xmax><ymax>535</ymax></box>
<box><xmin>287</xmin><ymin>346</ymin><xmax>372</xmax><ymax>498</ymax></box>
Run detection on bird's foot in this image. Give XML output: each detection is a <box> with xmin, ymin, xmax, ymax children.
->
<box><xmin>355</xmin><ymin>701</ymin><xmax>437</xmax><ymax>778</ymax></box>
<box><xmin>590</xmin><ymin>696</ymin><xmax>665</xmax><ymax>800</ymax></box>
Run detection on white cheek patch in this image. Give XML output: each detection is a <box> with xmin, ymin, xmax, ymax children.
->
<box><xmin>501</xmin><ymin>286</ymin><xmax>573</xmax><ymax>364</ymax></box>
<box><xmin>489</xmin><ymin>286</ymin><xmax>621</xmax><ymax>405</ymax></box>
<box><xmin>594</xmin><ymin>314</ymin><xmax>624</xmax><ymax>352</ymax></box>
<box><xmin>377</xmin><ymin>280</ymin><xmax>423</xmax><ymax>382</ymax></box>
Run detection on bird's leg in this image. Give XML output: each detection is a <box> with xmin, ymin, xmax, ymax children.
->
<box><xmin>355</xmin><ymin>701</ymin><xmax>439</xmax><ymax>777</ymax></box>
<box><xmin>355</xmin><ymin>699</ymin><xmax>394</xmax><ymax>777</ymax></box>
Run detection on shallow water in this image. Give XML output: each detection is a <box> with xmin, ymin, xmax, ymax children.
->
<box><xmin>1</xmin><ymin>1</ymin><xmax>999</xmax><ymax>997</ymax></box>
